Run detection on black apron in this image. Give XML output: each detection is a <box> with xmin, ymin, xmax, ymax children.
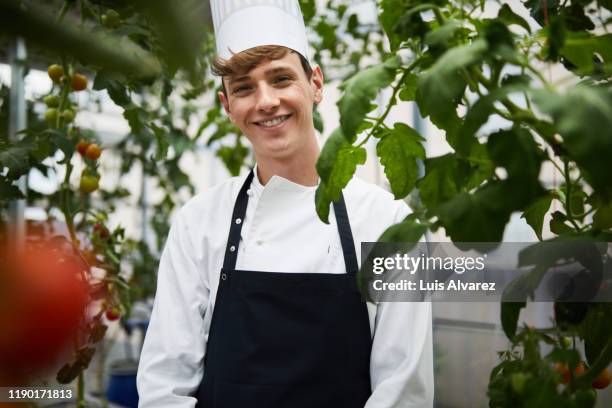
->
<box><xmin>195</xmin><ymin>170</ymin><xmax>372</xmax><ymax>408</ymax></box>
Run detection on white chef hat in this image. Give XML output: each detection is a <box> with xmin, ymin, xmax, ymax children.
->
<box><xmin>210</xmin><ymin>0</ymin><xmax>311</xmax><ymax>63</ymax></box>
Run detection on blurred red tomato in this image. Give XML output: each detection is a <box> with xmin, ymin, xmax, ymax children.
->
<box><xmin>0</xmin><ymin>239</ymin><xmax>89</xmax><ymax>380</ymax></box>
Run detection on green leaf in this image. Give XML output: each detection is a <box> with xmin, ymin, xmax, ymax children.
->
<box><xmin>0</xmin><ymin>177</ymin><xmax>24</xmax><ymax>201</ymax></box>
<box><xmin>501</xmin><ymin>301</ymin><xmax>526</xmax><ymax>340</ymax></box>
<box><xmin>398</xmin><ymin>73</ymin><xmax>418</xmax><ymax>102</ymax></box>
<box><xmin>522</xmin><ymin>195</ymin><xmax>553</xmax><ymax>241</ymax></box>
<box><xmin>562</xmin><ymin>3</ymin><xmax>595</xmax><ymax>31</ymax></box>
<box><xmin>150</xmin><ymin>124</ymin><xmax>169</xmax><ymax>161</ymax></box>
<box><xmin>132</xmin><ymin>0</ymin><xmax>209</xmax><ymax>75</ymax></box>
<box><xmin>457</xmin><ymin>81</ymin><xmax>530</xmax><ymax>156</ymax></box>
<box><xmin>393</xmin><ymin>4</ymin><xmax>432</xmax><ymax>46</ymax></box>
<box><xmin>94</xmin><ymin>72</ymin><xmax>130</xmax><ymax>107</ymax></box>
<box><xmin>88</xmin><ymin>323</ymin><xmax>108</xmax><ymax>343</ymax></box>
<box><xmin>482</xmin><ymin>19</ymin><xmax>515</xmax><ymax>53</ymax></box>
<box><xmin>580</xmin><ymin>303</ymin><xmax>612</xmax><ymax>365</ymax></box>
<box><xmin>0</xmin><ymin>1</ymin><xmax>161</xmax><ymax>77</ymax></box>
<box><xmin>216</xmin><ymin>144</ymin><xmax>249</xmax><ymax>176</ymax></box>
<box><xmin>546</xmin><ymin>16</ymin><xmax>566</xmax><ymax>61</ymax></box>
<box><xmin>500</xmin><ymin>260</ymin><xmax>557</xmax><ymax>339</ymax></box>
<box><xmin>524</xmin><ymin>0</ymin><xmax>559</xmax><ymax>27</ymax></box>
<box><xmin>315</xmin><ymin>129</ymin><xmax>366</xmax><ymax>223</ymax></box>
<box><xmin>124</xmin><ymin>107</ymin><xmax>148</xmax><ymax>134</ymax></box>
<box><xmin>417</xmin><ymin>154</ymin><xmax>460</xmax><ymax>209</ymax></box>
<box><xmin>498</xmin><ymin>3</ymin><xmax>532</xmax><ymax>33</ymax></box>
<box><xmin>29</xmin><ymin>133</ymin><xmax>54</xmax><ymax>162</ymax></box>
<box><xmin>593</xmin><ymin>202</ymin><xmax>612</xmax><ymax>230</ymax></box>
<box><xmin>549</xmin><ymin>211</ymin><xmax>574</xmax><ymax>235</ymax></box>
<box><xmin>436</xmin><ymin>182</ymin><xmax>512</xmax><ymax>242</ymax></box>
<box><xmin>555</xmin><ymin>302</ymin><xmax>589</xmax><ymax>328</ymax></box>
<box><xmin>315</xmin><ymin>181</ymin><xmax>333</xmax><ymax>224</ymax></box>
<box><xmin>376</xmin><ymin>123</ymin><xmax>425</xmax><ymax>199</ymax></box>
<box><xmin>337</xmin><ymin>56</ymin><xmax>399</xmax><ymax>142</ymax></box>
<box><xmin>43</xmin><ymin>129</ymin><xmax>74</xmax><ymax>158</ymax></box>
<box><xmin>0</xmin><ymin>140</ymin><xmax>30</xmax><ymax>178</ymax></box>
<box><xmin>299</xmin><ymin>0</ymin><xmax>316</xmax><ymax>23</ymax></box>
<box><xmin>378</xmin><ymin>218</ymin><xmax>427</xmax><ymax>243</ymax></box>
<box><xmin>463</xmin><ymin>142</ymin><xmax>494</xmax><ymax>191</ymax></box>
<box><xmin>562</xmin><ymin>33</ymin><xmax>612</xmax><ymax>75</ymax></box>
<box><xmin>317</xmin><ymin>128</ymin><xmax>348</xmax><ymax>182</ymax></box>
<box><xmin>379</xmin><ymin>0</ymin><xmax>407</xmax><ymax>51</ymax></box>
<box><xmin>315</xmin><ymin>19</ymin><xmax>338</xmax><ymax>54</ymax></box>
<box><xmin>424</xmin><ymin>20</ymin><xmax>463</xmax><ymax>47</ymax></box>
<box><xmin>416</xmin><ymin>39</ymin><xmax>488</xmax><ymax>134</ymax></box>
<box><xmin>487</xmin><ymin>128</ymin><xmax>545</xmax><ymax>205</ymax></box>
<box><xmin>56</xmin><ymin>347</ymin><xmax>96</xmax><ymax>384</ymax></box>
<box><xmin>532</xmin><ymin>86</ymin><xmax>612</xmax><ymax>196</ymax></box>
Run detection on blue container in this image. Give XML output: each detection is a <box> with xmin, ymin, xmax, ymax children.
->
<box><xmin>106</xmin><ymin>359</ymin><xmax>139</xmax><ymax>408</ymax></box>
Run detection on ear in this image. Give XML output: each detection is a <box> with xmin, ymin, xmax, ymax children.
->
<box><xmin>311</xmin><ymin>66</ymin><xmax>324</xmax><ymax>105</ymax></box>
<box><xmin>218</xmin><ymin>90</ymin><xmax>232</xmax><ymax>120</ymax></box>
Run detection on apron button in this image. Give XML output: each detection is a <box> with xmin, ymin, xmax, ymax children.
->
<box><xmin>230</xmin><ymin>245</ymin><xmax>236</xmax><ymax>252</ymax></box>
<box><xmin>221</xmin><ymin>273</ymin><xmax>227</xmax><ymax>280</ymax></box>
<box><xmin>235</xmin><ymin>218</ymin><xmax>242</xmax><ymax>224</ymax></box>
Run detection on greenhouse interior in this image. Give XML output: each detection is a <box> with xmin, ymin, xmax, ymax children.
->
<box><xmin>1</xmin><ymin>0</ymin><xmax>611</xmax><ymax>407</ymax></box>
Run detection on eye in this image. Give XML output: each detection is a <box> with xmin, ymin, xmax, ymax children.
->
<box><xmin>232</xmin><ymin>85</ymin><xmax>252</xmax><ymax>95</ymax></box>
<box><xmin>274</xmin><ymin>75</ymin><xmax>292</xmax><ymax>84</ymax></box>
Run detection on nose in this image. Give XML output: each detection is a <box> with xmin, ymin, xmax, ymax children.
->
<box><xmin>254</xmin><ymin>83</ymin><xmax>279</xmax><ymax>113</ymax></box>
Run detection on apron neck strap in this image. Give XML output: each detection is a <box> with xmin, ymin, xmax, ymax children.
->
<box><xmin>222</xmin><ymin>169</ymin><xmax>359</xmax><ymax>274</ymax></box>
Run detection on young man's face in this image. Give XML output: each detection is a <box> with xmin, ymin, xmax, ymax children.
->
<box><xmin>218</xmin><ymin>52</ymin><xmax>323</xmax><ymax>161</ymax></box>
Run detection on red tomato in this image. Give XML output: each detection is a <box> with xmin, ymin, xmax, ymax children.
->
<box><xmin>93</xmin><ymin>223</ymin><xmax>110</xmax><ymax>239</ymax></box>
<box><xmin>593</xmin><ymin>368</ymin><xmax>611</xmax><ymax>389</ymax></box>
<box><xmin>85</xmin><ymin>144</ymin><xmax>102</xmax><ymax>161</ymax></box>
<box><xmin>76</xmin><ymin>140</ymin><xmax>90</xmax><ymax>156</ymax></box>
<box><xmin>71</xmin><ymin>74</ymin><xmax>88</xmax><ymax>92</ymax></box>
<box><xmin>0</xmin><ymin>240</ymin><xmax>89</xmax><ymax>379</ymax></box>
<box><xmin>105</xmin><ymin>308</ymin><xmax>121</xmax><ymax>321</ymax></box>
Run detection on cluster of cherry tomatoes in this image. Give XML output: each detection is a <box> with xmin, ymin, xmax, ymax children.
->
<box><xmin>554</xmin><ymin>361</ymin><xmax>611</xmax><ymax>389</ymax></box>
<box><xmin>44</xmin><ymin>64</ymin><xmax>88</xmax><ymax>128</ymax></box>
<box><xmin>75</xmin><ymin>139</ymin><xmax>102</xmax><ymax>194</ymax></box>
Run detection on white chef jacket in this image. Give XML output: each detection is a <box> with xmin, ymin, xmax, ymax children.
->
<box><xmin>136</xmin><ymin>168</ymin><xmax>434</xmax><ymax>407</ymax></box>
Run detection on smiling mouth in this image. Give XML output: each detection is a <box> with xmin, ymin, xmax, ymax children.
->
<box><xmin>254</xmin><ymin>114</ymin><xmax>292</xmax><ymax>128</ymax></box>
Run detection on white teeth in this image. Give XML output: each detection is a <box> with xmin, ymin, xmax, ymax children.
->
<box><xmin>258</xmin><ymin>115</ymin><xmax>290</xmax><ymax>127</ymax></box>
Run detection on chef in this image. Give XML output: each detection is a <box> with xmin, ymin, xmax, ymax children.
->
<box><xmin>136</xmin><ymin>0</ymin><xmax>433</xmax><ymax>407</ymax></box>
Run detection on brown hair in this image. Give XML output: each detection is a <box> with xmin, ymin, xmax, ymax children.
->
<box><xmin>212</xmin><ymin>45</ymin><xmax>313</xmax><ymax>93</ymax></box>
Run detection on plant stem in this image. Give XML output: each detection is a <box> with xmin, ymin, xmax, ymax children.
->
<box><xmin>56</xmin><ymin>1</ymin><xmax>71</xmax><ymax>24</ymax></box>
<box><xmin>356</xmin><ymin>61</ymin><xmax>419</xmax><ymax>148</ymax></box>
<box><xmin>525</xmin><ymin>63</ymin><xmax>551</xmax><ymax>88</ymax></box>
<box><xmin>563</xmin><ymin>159</ymin><xmax>581</xmax><ymax>231</ymax></box>
<box><xmin>77</xmin><ymin>372</ymin><xmax>85</xmax><ymax>407</ymax></box>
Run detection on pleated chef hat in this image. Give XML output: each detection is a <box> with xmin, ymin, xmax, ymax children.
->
<box><xmin>210</xmin><ymin>0</ymin><xmax>310</xmax><ymax>62</ymax></box>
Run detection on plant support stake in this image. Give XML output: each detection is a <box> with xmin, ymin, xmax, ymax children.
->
<box><xmin>8</xmin><ymin>37</ymin><xmax>27</xmax><ymax>255</ymax></box>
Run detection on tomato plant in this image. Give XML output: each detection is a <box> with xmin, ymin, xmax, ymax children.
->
<box><xmin>307</xmin><ymin>0</ymin><xmax>612</xmax><ymax>406</ymax></box>
<box><xmin>1</xmin><ymin>1</ymin><xmax>211</xmax><ymax>403</ymax></box>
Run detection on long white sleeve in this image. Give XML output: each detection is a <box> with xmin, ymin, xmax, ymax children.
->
<box><xmin>136</xmin><ymin>209</ymin><xmax>208</xmax><ymax>408</ymax></box>
<box><xmin>361</xmin><ymin>198</ymin><xmax>435</xmax><ymax>408</ymax></box>
<box><xmin>367</xmin><ymin>301</ymin><xmax>434</xmax><ymax>407</ymax></box>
